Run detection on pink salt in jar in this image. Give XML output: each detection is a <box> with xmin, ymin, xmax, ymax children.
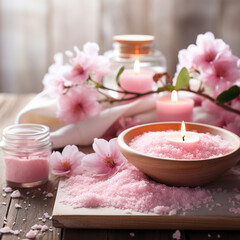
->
<box><xmin>1</xmin><ymin>124</ymin><xmax>51</xmax><ymax>188</ymax></box>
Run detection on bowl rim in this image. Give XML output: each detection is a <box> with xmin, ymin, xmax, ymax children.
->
<box><xmin>118</xmin><ymin>122</ymin><xmax>240</xmax><ymax>162</ymax></box>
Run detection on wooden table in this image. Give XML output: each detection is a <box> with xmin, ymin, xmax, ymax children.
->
<box><xmin>0</xmin><ymin>93</ymin><xmax>240</xmax><ymax>240</ymax></box>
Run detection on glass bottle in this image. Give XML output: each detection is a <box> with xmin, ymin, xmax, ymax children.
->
<box><xmin>1</xmin><ymin>124</ymin><xmax>51</xmax><ymax>188</ymax></box>
<box><xmin>104</xmin><ymin>34</ymin><xmax>167</xmax><ymax>96</ymax></box>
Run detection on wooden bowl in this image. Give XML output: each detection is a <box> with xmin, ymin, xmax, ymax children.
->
<box><xmin>118</xmin><ymin>122</ymin><xmax>240</xmax><ymax>187</ymax></box>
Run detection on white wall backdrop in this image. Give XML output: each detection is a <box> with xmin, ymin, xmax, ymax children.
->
<box><xmin>0</xmin><ymin>0</ymin><xmax>240</xmax><ymax>93</ymax></box>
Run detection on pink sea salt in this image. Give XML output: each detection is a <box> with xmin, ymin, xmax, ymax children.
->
<box><xmin>129</xmin><ymin>131</ymin><xmax>233</xmax><ymax>160</ymax></box>
<box><xmin>172</xmin><ymin>230</ymin><xmax>181</xmax><ymax>240</ymax></box>
<box><xmin>4</xmin><ymin>187</ymin><xmax>13</xmax><ymax>193</ymax></box>
<box><xmin>0</xmin><ymin>226</ymin><xmax>12</xmax><ymax>233</ymax></box>
<box><xmin>10</xmin><ymin>190</ymin><xmax>21</xmax><ymax>198</ymax></box>
<box><xmin>26</xmin><ymin>229</ymin><xmax>38</xmax><ymax>239</ymax></box>
<box><xmin>61</xmin><ymin>163</ymin><xmax>212</xmax><ymax>215</ymax></box>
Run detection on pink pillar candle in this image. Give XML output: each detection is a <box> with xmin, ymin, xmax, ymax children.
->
<box><xmin>156</xmin><ymin>91</ymin><xmax>194</xmax><ymax>122</ymax></box>
<box><xmin>119</xmin><ymin>60</ymin><xmax>154</xmax><ymax>99</ymax></box>
<box><xmin>119</xmin><ymin>69</ymin><xmax>154</xmax><ymax>93</ymax></box>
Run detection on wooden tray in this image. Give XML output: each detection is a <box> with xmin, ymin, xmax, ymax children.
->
<box><xmin>52</xmin><ymin>168</ymin><xmax>240</xmax><ymax>230</ymax></box>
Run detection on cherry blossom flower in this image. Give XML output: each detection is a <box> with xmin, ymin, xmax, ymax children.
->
<box><xmin>192</xmin><ymin>32</ymin><xmax>231</xmax><ymax>71</ymax></box>
<box><xmin>56</xmin><ymin>85</ymin><xmax>101</xmax><ymax>123</ymax></box>
<box><xmin>65</xmin><ymin>42</ymin><xmax>110</xmax><ymax>84</ymax></box>
<box><xmin>175</xmin><ymin>32</ymin><xmax>240</xmax><ymax>135</ymax></box>
<box><xmin>202</xmin><ymin>56</ymin><xmax>240</xmax><ymax>92</ymax></box>
<box><xmin>82</xmin><ymin>138</ymin><xmax>127</xmax><ymax>177</ymax></box>
<box><xmin>43</xmin><ymin>53</ymin><xmax>72</xmax><ymax>98</ymax></box>
<box><xmin>49</xmin><ymin>145</ymin><xmax>85</xmax><ymax>177</ymax></box>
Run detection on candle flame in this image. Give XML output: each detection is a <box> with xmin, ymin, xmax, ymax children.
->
<box><xmin>181</xmin><ymin>121</ymin><xmax>186</xmax><ymax>141</ymax></box>
<box><xmin>134</xmin><ymin>59</ymin><xmax>140</xmax><ymax>74</ymax></box>
<box><xmin>171</xmin><ymin>90</ymin><xmax>178</xmax><ymax>103</ymax></box>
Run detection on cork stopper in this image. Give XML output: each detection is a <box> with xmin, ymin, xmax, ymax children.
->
<box><xmin>113</xmin><ymin>35</ymin><xmax>154</xmax><ymax>56</ymax></box>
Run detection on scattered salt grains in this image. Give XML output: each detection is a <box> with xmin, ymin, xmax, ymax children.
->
<box><xmin>43</xmin><ymin>212</ymin><xmax>50</xmax><ymax>219</ymax></box>
<box><xmin>45</xmin><ymin>192</ymin><xmax>54</xmax><ymax>198</ymax></box>
<box><xmin>2</xmin><ymin>202</ymin><xmax>7</xmax><ymax>205</ymax></box>
<box><xmin>26</xmin><ymin>229</ymin><xmax>38</xmax><ymax>239</ymax></box>
<box><xmin>208</xmin><ymin>233</ymin><xmax>211</xmax><ymax>238</ymax></box>
<box><xmin>60</xmin><ymin>163</ymin><xmax>212</xmax><ymax>215</ymax></box>
<box><xmin>0</xmin><ymin>226</ymin><xmax>12</xmax><ymax>233</ymax></box>
<box><xmin>41</xmin><ymin>225</ymin><xmax>49</xmax><ymax>232</ymax></box>
<box><xmin>31</xmin><ymin>224</ymin><xmax>42</xmax><ymax>230</ymax></box>
<box><xmin>13</xmin><ymin>230</ymin><xmax>20</xmax><ymax>235</ymax></box>
<box><xmin>172</xmin><ymin>230</ymin><xmax>181</xmax><ymax>240</ymax></box>
<box><xmin>217</xmin><ymin>234</ymin><xmax>221</xmax><ymax>238</ymax></box>
<box><xmin>129</xmin><ymin>232</ymin><xmax>135</xmax><ymax>237</ymax></box>
<box><xmin>2</xmin><ymin>193</ymin><xmax>7</xmax><ymax>197</ymax></box>
<box><xmin>124</xmin><ymin>210</ymin><xmax>133</xmax><ymax>214</ymax></box>
<box><xmin>11</xmin><ymin>190</ymin><xmax>21</xmax><ymax>198</ymax></box>
<box><xmin>4</xmin><ymin>187</ymin><xmax>13</xmax><ymax>193</ymax></box>
<box><xmin>0</xmin><ymin>226</ymin><xmax>20</xmax><ymax>235</ymax></box>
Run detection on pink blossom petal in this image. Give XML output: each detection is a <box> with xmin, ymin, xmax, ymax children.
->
<box><xmin>92</xmin><ymin>138</ymin><xmax>111</xmax><ymax>159</ymax></box>
<box><xmin>52</xmin><ymin>169</ymin><xmax>71</xmax><ymax>177</ymax></box>
<box><xmin>83</xmin><ymin>42</ymin><xmax>99</xmax><ymax>56</ymax></box>
<box><xmin>109</xmin><ymin>138</ymin><xmax>121</xmax><ymax>159</ymax></box>
<box><xmin>49</xmin><ymin>151</ymin><xmax>63</xmax><ymax>170</ymax></box>
<box><xmin>82</xmin><ymin>153</ymin><xmax>110</xmax><ymax>175</ymax></box>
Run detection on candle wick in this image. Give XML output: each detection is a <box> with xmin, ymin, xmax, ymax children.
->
<box><xmin>182</xmin><ymin>135</ymin><xmax>185</xmax><ymax>141</ymax></box>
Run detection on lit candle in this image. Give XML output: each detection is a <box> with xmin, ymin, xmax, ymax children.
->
<box><xmin>156</xmin><ymin>90</ymin><xmax>194</xmax><ymax>122</ymax></box>
<box><xmin>119</xmin><ymin>59</ymin><xmax>154</xmax><ymax>97</ymax></box>
<box><xmin>166</xmin><ymin>121</ymin><xmax>200</xmax><ymax>147</ymax></box>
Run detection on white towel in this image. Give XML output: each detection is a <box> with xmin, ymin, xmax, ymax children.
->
<box><xmin>16</xmin><ymin>91</ymin><xmax>159</xmax><ymax>148</ymax></box>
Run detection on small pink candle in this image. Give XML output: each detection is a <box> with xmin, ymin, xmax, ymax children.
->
<box><xmin>1</xmin><ymin>124</ymin><xmax>51</xmax><ymax>188</ymax></box>
<box><xmin>165</xmin><ymin>121</ymin><xmax>199</xmax><ymax>148</ymax></box>
<box><xmin>119</xmin><ymin>59</ymin><xmax>154</xmax><ymax>97</ymax></box>
<box><xmin>156</xmin><ymin>90</ymin><xmax>194</xmax><ymax>122</ymax></box>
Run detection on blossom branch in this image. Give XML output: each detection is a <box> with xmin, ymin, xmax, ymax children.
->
<box><xmin>93</xmin><ymin>72</ymin><xmax>240</xmax><ymax>115</ymax></box>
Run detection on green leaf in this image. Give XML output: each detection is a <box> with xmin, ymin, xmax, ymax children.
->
<box><xmin>216</xmin><ymin>85</ymin><xmax>240</xmax><ymax>103</ymax></box>
<box><xmin>116</xmin><ymin>66</ymin><xmax>125</xmax><ymax>87</ymax></box>
<box><xmin>175</xmin><ymin>67</ymin><xmax>189</xmax><ymax>90</ymax></box>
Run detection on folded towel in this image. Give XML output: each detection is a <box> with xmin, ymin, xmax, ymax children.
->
<box><xmin>16</xmin><ymin>91</ymin><xmax>159</xmax><ymax>148</ymax></box>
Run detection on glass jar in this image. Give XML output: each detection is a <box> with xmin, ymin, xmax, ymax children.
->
<box><xmin>1</xmin><ymin>124</ymin><xmax>51</xmax><ymax>188</ymax></box>
<box><xmin>104</xmin><ymin>34</ymin><xmax>167</xmax><ymax>97</ymax></box>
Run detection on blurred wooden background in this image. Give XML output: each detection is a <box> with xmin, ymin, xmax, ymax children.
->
<box><xmin>0</xmin><ymin>0</ymin><xmax>240</xmax><ymax>93</ymax></box>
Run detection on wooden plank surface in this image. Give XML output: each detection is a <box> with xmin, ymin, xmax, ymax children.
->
<box><xmin>53</xmin><ymin>165</ymin><xmax>240</xmax><ymax>230</ymax></box>
<box><xmin>0</xmin><ymin>94</ymin><xmax>62</xmax><ymax>240</ymax></box>
<box><xmin>0</xmin><ymin>94</ymin><xmax>240</xmax><ymax>239</ymax></box>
